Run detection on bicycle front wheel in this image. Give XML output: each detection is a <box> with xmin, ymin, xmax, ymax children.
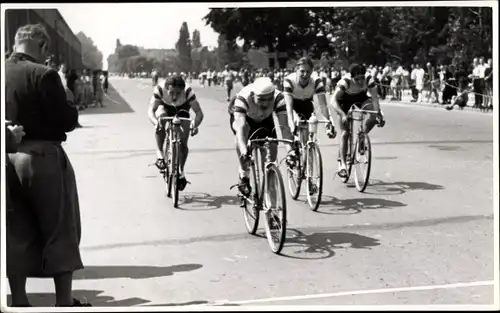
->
<box><xmin>305</xmin><ymin>143</ymin><xmax>323</xmax><ymax>212</ymax></box>
<box><xmin>353</xmin><ymin>132</ymin><xmax>372</xmax><ymax>192</ymax></box>
<box><xmin>286</xmin><ymin>144</ymin><xmax>303</xmax><ymax>200</ymax></box>
<box><xmin>263</xmin><ymin>164</ymin><xmax>287</xmax><ymax>254</ymax></box>
<box><xmin>242</xmin><ymin>146</ymin><xmax>262</xmax><ymax>235</ymax></box>
<box><xmin>171</xmin><ymin>142</ymin><xmax>180</xmax><ymax>207</ymax></box>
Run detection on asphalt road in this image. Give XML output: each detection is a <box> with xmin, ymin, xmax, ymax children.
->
<box><xmin>7</xmin><ymin>77</ymin><xmax>496</xmax><ymax>308</ymax></box>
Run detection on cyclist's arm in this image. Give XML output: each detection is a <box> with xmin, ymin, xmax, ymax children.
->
<box><xmin>274</xmin><ymin>94</ymin><xmax>293</xmax><ymax>142</ymax></box>
<box><xmin>148</xmin><ymin>85</ymin><xmax>163</xmax><ymax>125</ymax></box>
<box><xmin>190</xmin><ymin>100</ymin><xmax>204</xmax><ymax>128</ymax></box>
<box><xmin>186</xmin><ymin>87</ymin><xmax>204</xmax><ymax>128</ymax></box>
<box><xmin>282</xmin><ymin>78</ymin><xmax>295</xmax><ymax>129</ymax></box>
<box><xmin>233</xmin><ymin>111</ymin><xmax>248</xmax><ymax>156</ymax></box>
<box><xmin>330</xmin><ymin>87</ymin><xmax>347</xmax><ymax>118</ymax></box>
<box><xmin>314</xmin><ymin>78</ymin><xmax>331</xmax><ymax>120</ymax></box>
<box><xmin>366</xmin><ymin>77</ymin><xmax>380</xmax><ymax>112</ymax></box>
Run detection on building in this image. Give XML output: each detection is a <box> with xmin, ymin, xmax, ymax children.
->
<box><xmin>4</xmin><ymin>9</ymin><xmax>82</xmax><ymax>69</ymax></box>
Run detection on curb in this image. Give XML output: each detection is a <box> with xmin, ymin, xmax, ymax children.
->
<box><xmin>382</xmin><ymin>100</ymin><xmax>494</xmax><ymax>113</ymax></box>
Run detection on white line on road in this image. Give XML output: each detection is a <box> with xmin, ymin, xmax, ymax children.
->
<box><xmin>212</xmin><ymin>280</ymin><xmax>494</xmax><ymax>305</ymax></box>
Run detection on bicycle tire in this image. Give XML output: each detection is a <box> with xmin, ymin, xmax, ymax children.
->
<box><xmin>166</xmin><ymin>136</ymin><xmax>174</xmax><ymax>198</ymax></box>
<box><xmin>163</xmin><ymin>136</ymin><xmax>170</xmax><ymax>191</ymax></box>
<box><xmin>287</xmin><ymin>143</ymin><xmax>303</xmax><ymax>200</ymax></box>
<box><xmin>353</xmin><ymin>132</ymin><xmax>372</xmax><ymax>193</ymax></box>
<box><xmin>263</xmin><ymin>164</ymin><xmax>287</xmax><ymax>254</ymax></box>
<box><xmin>243</xmin><ymin>146</ymin><xmax>262</xmax><ymax>235</ymax></box>
<box><xmin>172</xmin><ymin>138</ymin><xmax>180</xmax><ymax>208</ymax></box>
<box><xmin>305</xmin><ymin>143</ymin><xmax>323</xmax><ymax>212</ymax></box>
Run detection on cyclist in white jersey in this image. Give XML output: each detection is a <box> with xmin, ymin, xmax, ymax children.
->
<box><xmin>283</xmin><ymin>57</ymin><xmax>335</xmax><ymax>144</ymax></box>
<box><xmin>148</xmin><ymin>75</ymin><xmax>204</xmax><ymax>190</ymax></box>
<box><xmin>330</xmin><ymin>63</ymin><xmax>384</xmax><ymax>178</ymax></box>
<box><xmin>228</xmin><ymin>77</ymin><xmax>296</xmax><ymax>196</ymax></box>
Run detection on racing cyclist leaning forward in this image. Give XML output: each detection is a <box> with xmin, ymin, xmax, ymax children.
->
<box><xmin>228</xmin><ymin>77</ymin><xmax>296</xmax><ymax>196</ymax></box>
<box><xmin>283</xmin><ymin>57</ymin><xmax>336</xmax><ymax>145</ymax></box>
<box><xmin>148</xmin><ymin>75</ymin><xmax>204</xmax><ymax>191</ymax></box>
<box><xmin>330</xmin><ymin>63</ymin><xmax>384</xmax><ymax>178</ymax></box>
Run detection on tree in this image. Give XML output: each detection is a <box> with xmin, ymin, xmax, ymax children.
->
<box><xmin>176</xmin><ymin>22</ymin><xmax>192</xmax><ymax>72</ymax></box>
<box><xmin>192</xmin><ymin>29</ymin><xmax>202</xmax><ymax>49</ymax></box>
<box><xmin>215</xmin><ymin>34</ymin><xmax>243</xmax><ymax>69</ymax></box>
<box><xmin>204</xmin><ymin>8</ymin><xmax>319</xmax><ymax>68</ymax></box>
<box><xmin>76</xmin><ymin>32</ymin><xmax>103</xmax><ymax>69</ymax></box>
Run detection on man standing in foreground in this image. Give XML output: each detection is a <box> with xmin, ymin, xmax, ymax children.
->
<box><xmin>5</xmin><ymin>24</ymin><xmax>90</xmax><ymax>307</ymax></box>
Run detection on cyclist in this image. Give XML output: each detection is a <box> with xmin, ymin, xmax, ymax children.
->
<box><xmin>330</xmin><ymin>63</ymin><xmax>384</xmax><ymax>178</ymax></box>
<box><xmin>228</xmin><ymin>77</ymin><xmax>296</xmax><ymax>196</ymax></box>
<box><xmin>283</xmin><ymin>57</ymin><xmax>336</xmax><ymax>145</ymax></box>
<box><xmin>152</xmin><ymin>69</ymin><xmax>159</xmax><ymax>86</ymax></box>
<box><xmin>148</xmin><ymin>75</ymin><xmax>204</xmax><ymax>191</ymax></box>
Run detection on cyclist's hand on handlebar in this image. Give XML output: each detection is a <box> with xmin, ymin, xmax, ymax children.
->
<box><xmin>325</xmin><ymin>122</ymin><xmax>337</xmax><ymax>139</ymax></box>
<box><xmin>341</xmin><ymin>114</ymin><xmax>349</xmax><ymax>127</ymax></box>
<box><xmin>240</xmin><ymin>151</ymin><xmax>251</xmax><ymax>164</ymax></box>
<box><xmin>376</xmin><ymin>111</ymin><xmax>385</xmax><ymax>127</ymax></box>
<box><xmin>154</xmin><ymin>119</ymin><xmax>161</xmax><ymax>131</ymax></box>
<box><xmin>190</xmin><ymin>127</ymin><xmax>199</xmax><ymax>136</ymax></box>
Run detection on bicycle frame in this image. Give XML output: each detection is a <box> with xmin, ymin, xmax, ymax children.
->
<box><xmin>345</xmin><ymin>105</ymin><xmax>379</xmax><ymax>164</ymax></box>
<box><xmin>295</xmin><ymin>116</ymin><xmax>330</xmax><ymax>175</ymax></box>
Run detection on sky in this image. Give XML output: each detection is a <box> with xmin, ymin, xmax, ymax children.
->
<box><xmin>55</xmin><ymin>3</ymin><xmax>220</xmax><ymax>69</ymax></box>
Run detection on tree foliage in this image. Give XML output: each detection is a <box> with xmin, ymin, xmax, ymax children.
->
<box><xmin>192</xmin><ymin>29</ymin><xmax>202</xmax><ymax>49</ymax></box>
<box><xmin>176</xmin><ymin>22</ymin><xmax>192</xmax><ymax>72</ymax></box>
<box><xmin>76</xmin><ymin>32</ymin><xmax>103</xmax><ymax>69</ymax></box>
<box><xmin>205</xmin><ymin>7</ymin><xmax>493</xmax><ymax>68</ymax></box>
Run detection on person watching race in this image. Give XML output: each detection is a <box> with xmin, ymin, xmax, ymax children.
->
<box><xmin>148</xmin><ymin>75</ymin><xmax>204</xmax><ymax>191</ymax></box>
<box><xmin>222</xmin><ymin>65</ymin><xmax>235</xmax><ymax>102</ymax></box>
<box><xmin>228</xmin><ymin>77</ymin><xmax>296</xmax><ymax>197</ymax></box>
<box><xmin>330</xmin><ymin>63</ymin><xmax>384</xmax><ymax>178</ymax></box>
<box><xmin>283</xmin><ymin>57</ymin><xmax>336</xmax><ymax>145</ymax></box>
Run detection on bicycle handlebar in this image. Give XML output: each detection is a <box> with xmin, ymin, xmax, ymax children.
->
<box><xmin>248</xmin><ymin>137</ymin><xmax>296</xmax><ymax>147</ymax></box>
<box><xmin>158</xmin><ymin>116</ymin><xmax>192</xmax><ymax>122</ymax></box>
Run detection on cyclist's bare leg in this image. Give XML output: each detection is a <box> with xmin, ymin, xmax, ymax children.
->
<box><xmin>154</xmin><ymin>110</ymin><xmax>168</xmax><ymax>160</ymax></box>
<box><xmin>361</xmin><ymin>102</ymin><xmax>378</xmax><ymax>134</ymax></box>
<box><xmin>178</xmin><ymin>120</ymin><xmax>191</xmax><ymax>177</ymax></box>
<box><xmin>334</xmin><ymin>113</ymin><xmax>348</xmax><ymax>171</ymax></box>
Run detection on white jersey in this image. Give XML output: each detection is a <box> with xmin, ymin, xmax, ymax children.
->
<box><xmin>232</xmin><ymin>84</ymin><xmax>286</xmax><ymax>122</ymax></box>
<box><xmin>283</xmin><ymin>73</ymin><xmax>326</xmax><ymax>100</ymax></box>
<box><xmin>150</xmin><ymin>81</ymin><xmax>197</xmax><ymax>108</ymax></box>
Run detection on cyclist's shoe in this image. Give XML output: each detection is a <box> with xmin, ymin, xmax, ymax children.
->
<box><xmin>326</xmin><ymin>123</ymin><xmax>336</xmax><ymax>139</ymax></box>
<box><xmin>238</xmin><ymin>176</ymin><xmax>251</xmax><ymax>198</ymax></box>
<box><xmin>178</xmin><ymin>175</ymin><xmax>188</xmax><ymax>191</ymax></box>
<box><xmin>155</xmin><ymin>158</ymin><xmax>166</xmax><ymax>171</ymax></box>
<box><xmin>286</xmin><ymin>150</ymin><xmax>299</xmax><ymax>168</ymax></box>
<box><xmin>338</xmin><ymin>164</ymin><xmax>348</xmax><ymax>178</ymax></box>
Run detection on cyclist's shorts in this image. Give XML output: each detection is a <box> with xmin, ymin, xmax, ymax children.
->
<box><xmin>226</xmin><ymin>80</ymin><xmax>234</xmax><ymax>90</ymax></box>
<box><xmin>155</xmin><ymin>102</ymin><xmax>191</xmax><ymax>119</ymax></box>
<box><xmin>292</xmin><ymin>98</ymin><xmax>314</xmax><ymax>120</ymax></box>
<box><xmin>338</xmin><ymin>93</ymin><xmax>371</xmax><ymax>114</ymax></box>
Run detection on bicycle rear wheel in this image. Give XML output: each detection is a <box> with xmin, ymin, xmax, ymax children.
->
<box><xmin>305</xmin><ymin>143</ymin><xmax>323</xmax><ymax>212</ymax></box>
<box><xmin>263</xmin><ymin>164</ymin><xmax>287</xmax><ymax>254</ymax></box>
<box><xmin>243</xmin><ymin>146</ymin><xmax>262</xmax><ymax>234</ymax></box>
<box><xmin>353</xmin><ymin>132</ymin><xmax>372</xmax><ymax>192</ymax></box>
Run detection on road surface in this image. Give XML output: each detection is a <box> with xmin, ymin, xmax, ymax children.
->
<box><xmin>7</xmin><ymin>77</ymin><xmax>496</xmax><ymax>308</ymax></box>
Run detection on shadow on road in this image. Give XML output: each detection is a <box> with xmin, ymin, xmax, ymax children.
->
<box><xmin>281</xmin><ymin>229</ymin><xmax>381</xmax><ymax>260</ymax></box>
<box><xmin>428</xmin><ymin>144</ymin><xmax>462</xmax><ymax>151</ymax></box>
<box><xmin>79</xmin><ymin>83</ymin><xmax>135</xmax><ymax>115</ymax></box>
<box><xmin>73</xmin><ymin>264</ymin><xmax>202</xmax><ymax>280</ymax></box>
<box><xmin>143</xmin><ymin>300</ymin><xmax>209</xmax><ymax>307</ymax></box>
<box><xmin>7</xmin><ymin>290</ymin><xmax>150</xmax><ymax>307</ymax></box>
<box><xmin>314</xmin><ymin>195</ymin><xmax>407</xmax><ymax>214</ymax></box>
<box><xmin>178</xmin><ymin>192</ymin><xmax>238</xmax><ymax>210</ymax></box>
<box><xmin>363</xmin><ymin>180</ymin><xmax>445</xmax><ymax>195</ymax></box>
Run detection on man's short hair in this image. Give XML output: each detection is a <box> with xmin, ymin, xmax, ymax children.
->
<box><xmin>14</xmin><ymin>24</ymin><xmax>50</xmax><ymax>45</ymax></box>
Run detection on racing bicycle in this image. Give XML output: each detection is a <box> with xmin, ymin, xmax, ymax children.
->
<box><xmin>158</xmin><ymin>109</ymin><xmax>196</xmax><ymax>208</ymax></box>
<box><xmin>287</xmin><ymin>113</ymin><xmax>334</xmax><ymax>211</ymax></box>
<box><xmin>231</xmin><ymin>130</ymin><xmax>296</xmax><ymax>254</ymax></box>
<box><xmin>337</xmin><ymin>103</ymin><xmax>385</xmax><ymax>192</ymax></box>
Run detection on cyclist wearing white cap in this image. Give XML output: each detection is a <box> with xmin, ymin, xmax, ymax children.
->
<box><xmin>228</xmin><ymin>77</ymin><xmax>296</xmax><ymax>195</ymax></box>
